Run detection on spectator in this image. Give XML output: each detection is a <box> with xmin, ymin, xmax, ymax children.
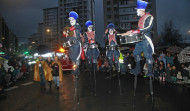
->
<box><xmin>170</xmin><ymin>66</ymin><xmax>177</xmax><ymax>83</ymax></box>
<box><xmin>158</xmin><ymin>54</ymin><xmax>166</xmax><ymax>68</ymax></box>
<box><xmin>153</xmin><ymin>59</ymin><xmax>159</xmax><ymax>79</ymax></box>
<box><xmin>46</xmin><ymin>57</ymin><xmax>53</xmax><ymax>89</ymax></box>
<box><xmin>3</xmin><ymin>60</ymin><xmax>13</xmax><ymax>86</ymax></box>
<box><xmin>181</xmin><ymin>64</ymin><xmax>189</xmax><ymax>83</ymax></box>
<box><xmin>98</xmin><ymin>56</ymin><xmax>102</xmax><ymax>72</ymax></box>
<box><xmin>13</xmin><ymin>65</ymin><xmax>23</xmax><ymax>81</ymax></box>
<box><xmin>186</xmin><ymin>63</ymin><xmax>190</xmax><ymax>78</ymax></box>
<box><xmin>21</xmin><ymin>60</ymin><xmax>27</xmax><ymax>78</ymax></box>
<box><xmin>158</xmin><ymin>61</ymin><xmax>165</xmax><ymax>82</ymax></box>
<box><xmin>173</xmin><ymin>54</ymin><xmax>180</xmax><ymax>71</ymax></box>
<box><xmin>165</xmin><ymin>63</ymin><xmax>172</xmax><ymax>82</ymax></box>
<box><xmin>34</xmin><ymin>56</ymin><xmax>48</xmax><ymax>90</ymax></box>
<box><xmin>165</xmin><ymin>53</ymin><xmax>174</xmax><ymax>66</ymax></box>
<box><xmin>0</xmin><ymin>63</ymin><xmax>5</xmax><ymax>88</ymax></box>
<box><xmin>140</xmin><ymin>53</ymin><xmax>146</xmax><ymax>75</ymax></box>
<box><xmin>102</xmin><ymin>57</ymin><xmax>109</xmax><ymax>72</ymax></box>
<box><xmin>143</xmin><ymin>63</ymin><xmax>148</xmax><ymax>76</ymax></box>
<box><xmin>128</xmin><ymin>53</ymin><xmax>135</xmax><ymax>69</ymax></box>
<box><xmin>177</xmin><ymin>71</ymin><xmax>182</xmax><ymax>82</ymax></box>
<box><xmin>51</xmin><ymin>56</ymin><xmax>63</xmax><ymax>89</ymax></box>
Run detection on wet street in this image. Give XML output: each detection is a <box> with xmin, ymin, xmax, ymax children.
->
<box><xmin>0</xmin><ymin>70</ymin><xmax>190</xmax><ymax>111</ymax></box>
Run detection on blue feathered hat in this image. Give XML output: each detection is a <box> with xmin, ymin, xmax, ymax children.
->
<box><xmin>136</xmin><ymin>0</ymin><xmax>148</xmax><ymax>10</ymax></box>
<box><xmin>107</xmin><ymin>23</ymin><xmax>115</xmax><ymax>29</ymax></box>
<box><xmin>85</xmin><ymin>21</ymin><xmax>93</xmax><ymax>28</ymax></box>
<box><xmin>69</xmin><ymin>11</ymin><xmax>78</xmax><ymax>20</ymax></box>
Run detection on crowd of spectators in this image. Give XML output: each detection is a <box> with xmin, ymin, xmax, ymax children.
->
<box><xmin>152</xmin><ymin>52</ymin><xmax>190</xmax><ymax>83</ymax></box>
<box><xmin>0</xmin><ymin>57</ymin><xmax>29</xmax><ymax>92</ymax></box>
<box><xmin>96</xmin><ymin>51</ymin><xmax>190</xmax><ymax>84</ymax></box>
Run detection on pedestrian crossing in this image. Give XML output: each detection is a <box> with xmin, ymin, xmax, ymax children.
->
<box><xmin>21</xmin><ymin>82</ymin><xmax>34</xmax><ymax>86</ymax></box>
<box><xmin>5</xmin><ymin>86</ymin><xmax>19</xmax><ymax>91</ymax></box>
<box><xmin>5</xmin><ymin>82</ymin><xmax>34</xmax><ymax>92</ymax></box>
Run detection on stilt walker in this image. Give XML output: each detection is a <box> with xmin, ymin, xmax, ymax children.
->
<box><xmin>120</xmin><ymin>0</ymin><xmax>154</xmax><ymax>107</ymax></box>
<box><xmin>104</xmin><ymin>23</ymin><xmax>121</xmax><ymax>95</ymax></box>
<box><xmin>83</xmin><ymin>21</ymin><xmax>100</xmax><ymax>96</ymax></box>
<box><xmin>62</xmin><ymin>11</ymin><xmax>83</xmax><ymax>111</ymax></box>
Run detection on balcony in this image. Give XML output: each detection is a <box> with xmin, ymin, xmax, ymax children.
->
<box><xmin>119</xmin><ymin>4</ymin><xmax>136</xmax><ymax>8</ymax></box>
<box><xmin>119</xmin><ymin>11</ymin><xmax>136</xmax><ymax>15</ymax></box>
<box><xmin>120</xmin><ymin>19</ymin><xmax>138</xmax><ymax>23</ymax></box>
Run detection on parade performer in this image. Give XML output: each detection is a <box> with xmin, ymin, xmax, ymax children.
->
<box><xmin>104</xmin><ymin>23</ymin><xmax>121</xmax><ymax>95</ymax></box>
<box><xmin>46</xmin><ymin>57</ymin><xmax>53</xmax><ymax>89</ymax></box>
<box><xmin>34</xmin><ymin>56</ymin><xmax>48</xmax><ymax>90</ymax></box>
<box><xmin>51</xmin><ymin>56</ymin><xmax>63</xmax><ymax>89</ymax></box>
<box><xmin>63</xmin><ymin>11</ymin><xmax>83</xmax><ymax>76</ymax></box>
<box><xmin>83</xmin><ymin>20</ymin><xmax>99</xmax><ymax>96</ymax></box>
<box><xmin>62</xmin><ymin>11</ymin><xmax>83</xmax><ymax>111</ymax></box>
<box><xmin>120</xmin><ymin>0</ymin><xmax>154</xmax><ymax>105</ymax></box>
<box><xmin>122</xmin><ymin>0</ymin><xmax>154</xmax><ymax>76</ymax></box>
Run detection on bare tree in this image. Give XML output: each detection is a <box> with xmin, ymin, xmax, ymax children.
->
<box><xmin>161</xmin><ymin>20</ymin><xmax>182</xmax><ymax>45</ymax></box>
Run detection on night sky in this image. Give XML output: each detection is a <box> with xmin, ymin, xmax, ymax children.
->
<box><xmin>0</xmin><ymin>0</ymin><xmax>58</xmax><ymax>44</ymax></box>
<box><xmin>0</xmin><ymin>0</ymin><xmax>190</xmax><ymax>44</ymax></box>
<box><xmin>156</xmin><ymin>0</ymin><xmax>190</xmax><ymax>40</ymax></box>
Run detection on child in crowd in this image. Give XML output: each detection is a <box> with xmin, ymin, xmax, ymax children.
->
<box><xmin>170</xmin><ymin>66</ymin><xmax>177</xmax><ymax>83</ymax></box>
<box><xmin>158</xmin><ymin>61</ymin><xmax>165</xmax><ymax>82</ymax></box>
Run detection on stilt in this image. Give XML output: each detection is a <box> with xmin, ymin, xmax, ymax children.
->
<box><xmin>73</xmin><ymin>75</ymin><xmax>79</xmax><ymax>111</ymax></box>
<box><xmin>108</xmin><ymin>69</ymin><xmax>112</xmax><ymax>94</ymax></box>
<box><xmin>89</xmin><ymin>70</ymin><xmax>93</xmax><ymax>95</ymax></box>
<box><xmin>93</xmin><ymin>71</ymin><xmax>97</xmax><ymax>96</ymax></box>
<box><xmin>149</xmin><ymin>76</ymin><xmax>154</xmax><ymax>104</ymax></box>
<box><xmin>117</xmin><ymin>71</ymin><xmax>122</xmax><ymax>95</ymax></box>
<box><xmin>133</xmin><ymin>75</ymin><xmax>138</xmax><ymax>108</ymax></box>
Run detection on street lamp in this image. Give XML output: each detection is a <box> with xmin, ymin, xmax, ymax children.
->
<box><xmin>188</xmin><ymin>30</ymin><xmax>190</xmax><ymax>33</ymax></box>
<box><xmin>47</xmin><ymin>29</ymin><xmax>50</xmax><ymax>33</ymax></box>
<box><xmin>46</xmin><ymin>29</ymin><xmax>53</xmax><ymax>50</ymax></box>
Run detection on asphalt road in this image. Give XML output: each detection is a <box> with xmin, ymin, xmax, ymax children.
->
<box><xmin>0</xmin><ymin>70</ymin><xmax>190</xmax><ymax>111</ymax></box>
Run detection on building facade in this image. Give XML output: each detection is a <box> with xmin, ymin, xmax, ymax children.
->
<box><xmin>103</xmin><ymin>0</ymin><xmax>119</xmax><ymax>31</ymax></box>
<box><xmin>37</xmin><ymin>23</ymin><xmax>44</xmax><ymax>46</ymax></box>
<box><xmin>103</xmin><ymin>0</ymin><xmax>153</xmax><ymax>33</ymax></box>
<box><xmin>0</xmin><ymin>14</ymin><xmax>18</xmax><ymax>54</ymax></box>
<box><xmin>43</xmin><ymin>7</ymin><xmax>58</xmax><ymax>51</ymax></box>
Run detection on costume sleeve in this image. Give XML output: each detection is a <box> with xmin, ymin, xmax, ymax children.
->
<box><xmin>83</xmin><ymin>32</ymin><xmax>88</xmax><ymax>43</ymax></box>
<box><xmin>139</xmin><ymin>15</ymin><xmax>154</xmax><ymax>33</ymax></box>
<box><xmin>104</xmin><ymin>34</ymin><xmax>108</xmax><ymax>46</ymax></box>
<box><xmin>74</xmin><ymin>24</ymin><xmax>83</xmax><ymax>42</ymax></box>
<box><xmin>116</xmin><ymin>34</ymin><xmax>120</xmax><ymax>45</ymax></box>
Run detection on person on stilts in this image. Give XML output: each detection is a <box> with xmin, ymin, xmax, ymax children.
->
<box><xmin>104</xmin><ymin>23</ymin><xmax>121</xmax><ymax>95</ymax></box>
<box><xmin>83</xmin><ymin>20</ymin><xmax>99</xmax><ymax>96</ymax></box>
<box><xmin>120</xmin><ymin>0</ymin><xmax>154</xmax><ymax>107</ymax></box>
<box><xmin>62</xmin><ymin>11</ymin><xmax>83</xmax><ymax>111</ymax></box>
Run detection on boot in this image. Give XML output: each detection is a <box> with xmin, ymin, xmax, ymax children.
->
<box><xmin>130</xmin><ymin>55</ymin><xmax>141</xmax><ymax>75</ymax></box>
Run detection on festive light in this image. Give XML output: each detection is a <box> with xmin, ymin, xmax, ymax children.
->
<box><xmin>59</xmin><ymin>48</ymin><xmax>65</xmax><ymax>52</ymax></box>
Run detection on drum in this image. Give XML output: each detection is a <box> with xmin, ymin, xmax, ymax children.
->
<box><xmin>120</xmin><ymin>33</ymin><xmax>144</xmax><ymax>44</ymax></box>
<box><xmin>106</xmin><ymin>45</ymin><xmax>119</xmax><ymax>50</ymax></box>
<box><xmin>88</xmin><ymin>44</ymin><xmax>98</xmax><ymax>49</ymax></box>
<box><xmin>63</xmin><ymin>40</ymin><xmax>76</xmax><ymax>47</ymax></box>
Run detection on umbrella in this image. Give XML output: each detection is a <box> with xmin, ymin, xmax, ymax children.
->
<box><xmin>178</xmin><ymin>46</ymin><xmax>190</xmax><ymax>63</ymax></box>
<box><xmin>166</xmin><ymin>46</ymin><xmax>182</xmax><ymax>53</ymax></box>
